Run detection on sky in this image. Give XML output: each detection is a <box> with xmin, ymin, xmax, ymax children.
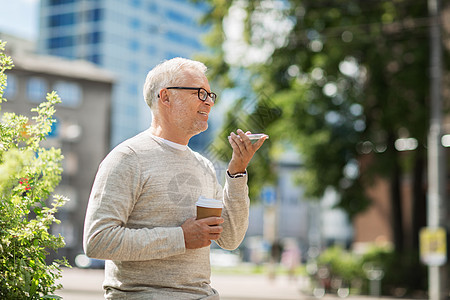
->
<box><xmin>0</xmin><ymin>0</ymin><xmax>39</xmax><ymax>40</ymax></box>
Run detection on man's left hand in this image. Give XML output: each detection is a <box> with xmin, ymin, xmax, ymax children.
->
<box><xmin>227</xmin><ymin>129</ymin><xmax>268</xmax><ymax>175</ymax></box>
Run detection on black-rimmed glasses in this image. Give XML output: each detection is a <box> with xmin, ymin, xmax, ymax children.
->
<box><xmin>161</xmin><ymin>87</ymin><xmax>217</xmax><ymax>103</ymax></box>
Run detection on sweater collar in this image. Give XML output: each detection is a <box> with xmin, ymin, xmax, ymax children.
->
<box><xmin>149</xmin><ymin>133</ymin><xmax>188</xmax><ymax>151</ymax></box>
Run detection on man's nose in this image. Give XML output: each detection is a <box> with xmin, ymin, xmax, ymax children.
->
<box><xmin>204</xmin><ymin>97</ymin><xmax>214</xmax><ymax>106</ymax></box>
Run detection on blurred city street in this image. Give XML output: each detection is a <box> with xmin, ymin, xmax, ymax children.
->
<box><xmin>56</xmin><ymin>267</ymin><xmax>302</xmax><ymax>300</ymax></box>
<box><xmin>55</xmin><ymin>267</ymin><xmax>426</xmax><ymax>300</ymax></box>
<box><xmin>0</xmin><ymin>0</ymin><xmax>448</xmax><ymax>299</ymax></box>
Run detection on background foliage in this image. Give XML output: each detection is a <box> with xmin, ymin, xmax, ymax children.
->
<box><xmin>200</xmin><ymin>0</ymin><xmax>450</xmax><ymax>253</ymax></box>
<box><xmin>308</xmin><ymin>245</ymin><xmax>427</xmax><ymax>296</ymax></box>
<box><xmin>0</xmin><ymin>40</ymin><xmax>69</xmax><ymax>299</ymax></box>
<box><xmin>197</xmin><ymin>0</ymin><xmax>449</xmax><ymax>295</ymax></box>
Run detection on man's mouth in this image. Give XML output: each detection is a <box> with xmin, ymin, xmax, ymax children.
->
<box><xmin>198</xmin><ymin>111</ymin><xmax>208</xmax><ymax>116</ymax></box>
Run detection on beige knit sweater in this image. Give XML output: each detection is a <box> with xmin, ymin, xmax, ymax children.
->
<box><xmin>83</xmin><ymin>129</ymin><xmax>250</xmax><ymax>299</ymax></box>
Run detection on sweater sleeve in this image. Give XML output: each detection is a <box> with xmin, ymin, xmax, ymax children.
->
<box><xmin>83</xmin><ymin>146</ymin><xmax>185</xmax><ymax>261</ymax></box>
<box><xmin>215</xmin><ymin>174</ymin><xmax>250</xmax><ymax>250</ymax></box>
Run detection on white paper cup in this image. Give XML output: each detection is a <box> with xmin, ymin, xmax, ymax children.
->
<box><xmin>196</xmin><ymin>196</ymin><xmax>223</xmax><ymax>220</ymax></box>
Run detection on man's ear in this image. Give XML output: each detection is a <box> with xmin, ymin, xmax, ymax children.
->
<box><xmin>159</xmin><ymin>89</ymin><xmax>170</xmax><ymax>107</ymax></box>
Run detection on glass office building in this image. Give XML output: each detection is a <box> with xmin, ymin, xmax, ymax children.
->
<box><xmin>37</xmin><ymin>0</ymin><xmax>211</xmax><ymax>148</ymax></box>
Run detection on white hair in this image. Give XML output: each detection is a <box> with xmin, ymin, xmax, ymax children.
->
<box><xmin>143</xmin><ymin>57</ymin><xmax>207</xmax><ymax>115</ymax></box>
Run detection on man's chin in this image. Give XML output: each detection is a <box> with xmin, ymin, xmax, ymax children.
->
<box><xmin>198</xmin><ymin>122</ymin><xmax>209</xmax><ymax>132</ymax></box>
<box><xmin>191</xmin><ymin>124</ymin><xmax>208</xmax><ymax>136</ymax></box>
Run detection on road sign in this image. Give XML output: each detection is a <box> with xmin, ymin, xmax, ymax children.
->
<box><xmin>420</xmin><ymin>227</ymin><xmax>447</xmax><ymax>266</ymax></box>
<box><xmin>261</xmin><ymin>186</ymin><xmax>276</xmax><ymax>206</ymax></box>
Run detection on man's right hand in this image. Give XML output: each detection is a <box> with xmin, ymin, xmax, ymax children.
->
<box><xmin>181</xmin><ymin>217</ymin><xmax>224</xmax><ymax>249</ymax></box>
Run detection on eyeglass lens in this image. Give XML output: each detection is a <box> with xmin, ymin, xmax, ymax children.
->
<box><xmin>199</xmin><ymin>88</ymin><xmax>216</xmax><ymax>102</ymax></box>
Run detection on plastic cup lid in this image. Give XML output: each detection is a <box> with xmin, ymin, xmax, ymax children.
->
<box><xmin>196</xmin><ymin>196</ymin><xmax>223</xmax><ymax>208</ymax></box>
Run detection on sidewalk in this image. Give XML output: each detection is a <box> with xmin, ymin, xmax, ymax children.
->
<box><xmin>211</xmin><ymin>273</ymin><xmax>300</xmax><ymax>300</ymax></box>
<box><xmin>56</xmin><ymin>268</ymin><xmax>103</xmax><ymax>300</ymax></box>
<box><xmin>55</xmin><ymin>267</ymin><xmax>426</xmax><ymax>300</ymax></box>
<box><xmin>56</xmin><ymin>268</ymin><xmax>302</xmax><ymax>300</ymax></box>
<box><xmin>57</xmin><ymin>268</ymin><xmax>306</xmax><ymax>300</ymax></box>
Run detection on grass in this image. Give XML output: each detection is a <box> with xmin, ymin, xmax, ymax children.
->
<box><xmin>212</xmin><ymin>262</ymin><xmax>307</xmax><ymax>276</ymax></box>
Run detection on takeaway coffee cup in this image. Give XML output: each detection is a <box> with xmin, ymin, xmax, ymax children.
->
<box><xmin>196</xmin><ymin>196</ymin><xmax>223</xmax><ymax>220</ymax></box>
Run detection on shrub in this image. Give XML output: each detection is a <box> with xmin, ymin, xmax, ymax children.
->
<box><xmin>0</xmin><ymin>40</ymin><xmax>70</xmax><ymax>299</ymax></box>
<box><xmin>313</xmin><ymin>245</ymin><xmax>364</xmax><ymax>294</ymax></box>
<box><xmin>309</xmin><ymin>244</ymin><xmax>427</xmax><ymax>297</ymax></box>
<box><xmin>361</xmin><ymin>245</ymin><xmax>427</xmax><ymax>296</ymax></box>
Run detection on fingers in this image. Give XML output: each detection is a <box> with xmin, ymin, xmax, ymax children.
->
<box><xmin>197</xmin><ymin>218</ymin><xmax>223</xmax><ymax>241</ymax></box>
<box><xmin>199</xmin><ymin>218</ymin><xmax>223</xmax><ymax>241</ymax></box>
<box><xmin>229</xmin><ymin>130</ymin><xmax>251</xmax><ymax>154</ymax></box>
<box><xmin>227</xmin><ymin>129</ymin><xmax>268</xmax><ymax>173</ymax></box>
<box><xmin>229</xmin><ymin>129</ymin><xmax>268</xmax><ymax>148</ymax></box>
<box><xmin>181</xmin><ymin>217</ymin><xmax>224</xmax><ymax>249</ymax></box>
<box><xmin>228</xmin><ymin>132</ymin><xmax>243</xmax><ymax>155</ymax></box>
<box><xmin>236</xmin><ymin>129</ymin><xmax>253</xmax><ymax>150</ymax></box>
<box><xmin>228</xmin><ymin>130</ymin><xmax>251</xmax><ymax>155</ymax></box>
<box><xmin>236</xmin><ymin>129</ymin><xmax>252</xmax><ymax>147</ymax></box>
<box><xmin>252</xmin><ymin>135</ymin><xmax>267</xmax><ymax>151</ymax></box>
<box><xmin>202</xmin><ymin>217</ymin><xmax>224</xmax><ymax>226</ymax></box>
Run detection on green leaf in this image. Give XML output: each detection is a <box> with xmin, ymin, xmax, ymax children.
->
<box><xmin>0</xmin><ymin>39</ymin><xmax>71</xmax><ymax>297</ymax></box>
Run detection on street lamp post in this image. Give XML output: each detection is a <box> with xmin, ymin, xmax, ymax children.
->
<box><xmin>427</xmin><ymin>0</ymin><xmax>448</xmax><ymax>299</ymax></box>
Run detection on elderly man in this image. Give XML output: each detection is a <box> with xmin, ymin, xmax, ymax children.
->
<box><xmin>83</xmin><ymin>57</ymin><xmax>267</xmax><ymax>299</ymax></box>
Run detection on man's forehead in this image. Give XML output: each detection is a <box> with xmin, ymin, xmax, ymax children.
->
<box><xmin>179</xmin><ymin>69</ymin><xmax>208</xmax><ymax>84</ymax></box>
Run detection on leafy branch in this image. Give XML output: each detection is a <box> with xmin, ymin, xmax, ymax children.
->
<box><xmin>0</xmin><ymin>39</ymin><xmax>70</xmax><ymax>299</ymax></box>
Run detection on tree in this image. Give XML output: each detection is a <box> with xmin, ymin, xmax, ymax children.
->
<box><xmin>0</xmin><ymin>40</ymin><xmax>69</xmax><ymax>299</ymax></box>
<box><xmin>200</xmin><ymin>0</ymin><xmax>449</xmax><ymax>256</ymax></box>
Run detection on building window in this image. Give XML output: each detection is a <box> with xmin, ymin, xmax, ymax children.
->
<box><xmin>49</xmin><ymin>0</ymin><xmax>75</xmax><ymax>5</ymax></box>
<box><xmin>85</xmin><ymin>31</ymin><xmax>101</xmax><ymax>44</ymax></box>
<box><xmin>165</xmin><ymin>31</ymin><xmax>201</xmax><ymax>49</ymax></box>
<box><xmin>4</xmin><ymin>73</ymin><xmax>17</xmax><ymax>99</ymax></box>
<box><xmin>87</xmin><ymin>54</ymin><xmax>102</xmax><ymax>65</ymax></box>
<box><xmin>53</xmin><ymin>81</ymin><xmax>82</xmax><ymax>108</ymax></box>
<box><xmin>165</xmin><ymin>9</ymin><xmax>195</xmax><ymax>27</ymax></box>
<box><xmin>48</xmin><ymin>36</ymin><xmax>75</xmax><ymax>49</ymax></box>
<box><xmin>49</xmin><ymin>48</ymin><xmax>75</xmax><ymax>59</ymax></box>
<box><xmin>49</xmin><ymin>13</ymin><xmax>76</xmax><ymax>27</ymax></box>
<box><xmin>27</xmin><ymin>77</ymin><xmax>48</xmax><ymax>103</ymax></box>
<box><xmin>86</xmin><ymin>8</ymin><xmax>102</xmax><ymax>22</ymax></box>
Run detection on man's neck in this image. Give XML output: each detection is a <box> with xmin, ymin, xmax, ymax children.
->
<box><xmin>149</xmin><ymin>125</ymin><xmax>189</xmax><ymax>146</ymax></box>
